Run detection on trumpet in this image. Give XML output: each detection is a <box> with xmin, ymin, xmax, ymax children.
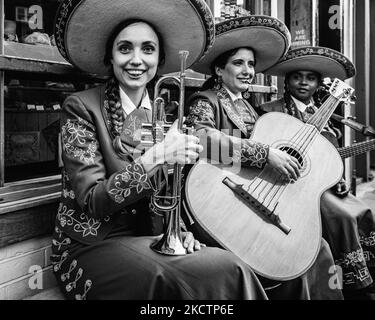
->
<box><xmin>141</xmin><ymin>50</ymin><xmax>190</xmax><ymax>255</ymax></box>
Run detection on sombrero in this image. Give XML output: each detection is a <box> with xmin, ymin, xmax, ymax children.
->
<box><xmin>264</xmin><ymin>46</ymin><xmax>356</xmax><ymax>80</ymax></box>
<box><xmin>192</xmin><ymin>15</ymin><xmax>291</xmax><ymax>75</ymax></box>
<box><xmin>54</xmin><ymin>0</ymin><xmax>214</xmax><ymax>76</ymax></box>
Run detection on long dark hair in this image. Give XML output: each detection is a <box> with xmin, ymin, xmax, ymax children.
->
<box><xmin>201</xmin><ymin>47</ymin><xmax>256</xmax><ymax>91</ymax></box>
<box><xmin>103</xmin><ymin>19</ymin><xmax>166</xmax><ymax>157</ymax></box>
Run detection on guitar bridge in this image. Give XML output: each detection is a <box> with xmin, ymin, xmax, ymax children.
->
<box><xmin>222</xmin><ymin>177</ymin><xmax>291</xmax><ymax>235</ymax></box>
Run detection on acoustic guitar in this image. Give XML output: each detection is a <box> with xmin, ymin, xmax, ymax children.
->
<box><xmin>184</xmin><ymin>79</ymin><xmax>355</xmax><ymax>281</ymax></box>
<box><xmin>338</xmin><ymin>139</ymin><xmax>375</xmax><ymax>159</ymax></box>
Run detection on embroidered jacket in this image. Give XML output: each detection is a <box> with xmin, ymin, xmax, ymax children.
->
<box><xmin>57</xmin><ymin>85</ymin><xmax>157</xmax><ymax>245</ymax></box>
<box><xmin>186</xmin><ymin>88</ymin><xmax>269</xmax><ymax>168</ymax></box>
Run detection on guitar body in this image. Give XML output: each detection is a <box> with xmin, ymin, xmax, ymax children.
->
<box><xmin>185</xmin><ymin>112</ymin><xmax>344</xmax><ymax>281</ymax></box>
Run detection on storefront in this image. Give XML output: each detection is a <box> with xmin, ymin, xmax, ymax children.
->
<box><xmin>0</xmin><ymin>0</ymin><xmax>374</xmax><ymax>299</ymax></box>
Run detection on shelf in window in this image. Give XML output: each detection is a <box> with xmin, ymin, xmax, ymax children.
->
<box><xmin>3</xmin><ymin>41</ymin><xmax>69</xmax><ymax>64</ymax></box>
<box><xmin>0</xmin><ymin>42</ymin><xmax>103</xmax><ymax>81</ymax></box>
<box><xmin>0</xmin><ymin>175</ymin><xmax>61</xmax><ymax>215</ymax></box>
<box><xmin>7</xmin><ymin>85</ymin><xmax>76</xmax><ymax>92</ymax></box>
<box><xmin>4</xmin><ymin>108</ymin><xmax>61</xmax><ymax>113</ymax></box>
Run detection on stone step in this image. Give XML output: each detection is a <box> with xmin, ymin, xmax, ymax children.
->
<box><xmin>23</xmin><ymin>286</ymin><xmax>65</xmax><ymax>300</ymax></box>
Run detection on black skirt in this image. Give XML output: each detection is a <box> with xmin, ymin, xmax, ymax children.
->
<box><xmin>51</xmin><ymin>227</ymin><xmax>268</xmax><ymax>300</ymax></box>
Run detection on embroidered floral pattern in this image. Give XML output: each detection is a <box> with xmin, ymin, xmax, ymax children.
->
<box><xmin>62</xmin><ymin>188</ymin><xmax>75</xmax><ymax>199</ymax></box>
<box><xmin>216</xmin><ymin>15</ymin><xmax>291</xmax><ymax>46</ymax></box>
<box><xmin>57</xmin><ymin>203</ymin><xmax>102</xmax><ymax>238</ymax></box>
<box><xmin>61</xmin><ymin>260</ymin><xmax>77</xmax><ymax>282</ymax></box>
<box><xmin>52</xmin><ymin>237</ymin><xmax>71</xmax><ymax>251</ymax></box>
<box><xmin>217</xmin><ymin>87</ymin><xmax>249</xmax><ymax>135</ymax></box>
<box><xmin>51</xmin><ymin>227</ymin><xmax>94</xmax><ymax>300</ymax></box>
<box><xmin>52</xmin><ymin>250</ymin><xmax>69</xmax><ymax>272</ymax></box>
<box><xmin>280</xmin><ymin>46</ymin><xmax>356</xmax><ymax>79</ymax></box>
<box><xmin>66</xmin><ymin>268</ymin><xmax>83</xmax><ymax>292</ymax></box>
<box><xmin>109</xmin><ymin>162</ymin><xmax>152</xmax><ymax>204</ymax></box>
<box><xmin>335</xmin><ymin>248</ymin><xmax>372</xmax><ymax>286</ymax></box>
<box><xmin>61</xmin><ymin>118</ymin><xmax>98</xmax><ymax>165</ymax></box>
<box><xmin>232</xmin><ymin>140</ymin><xmax>269</xmax><ymax>168</ymax></box>
<box><xmin>75</xmin><ymin>280</ymin><xmax>93</xmax><ymax>300</ymax></box>
<box><xmin>360</xmin><ymin>231</ymin><xmax>375</xmax><ymax>247</ymax></box>
<box><xmin>186</xmin><ymin>99</ymin><xmax>216</xmax><ymax>127</ymax></box>
<box><xmin>191</xmin><ymin>0</ymin><xmax>215</xmax><ymax>57</ymax></box>
<box><xmin>342</xmin><ymin>268</ymin><xmax>371</xmax><ymax>286</ymax></box>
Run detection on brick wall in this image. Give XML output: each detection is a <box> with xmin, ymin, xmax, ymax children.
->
<box><xmin>0</xmin><ymin>236</ymin><xmax>58</xmax><ymax>300</ymax></box>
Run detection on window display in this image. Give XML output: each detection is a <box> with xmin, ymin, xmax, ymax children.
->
<box><xmin>0</xmin><ymin>1</ymin><xmax>99</xmax><ymax>187</ymax></box>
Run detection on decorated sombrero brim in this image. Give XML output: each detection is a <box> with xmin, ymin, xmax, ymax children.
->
<box><xmin>54</xmin><ymin>0</ymin><xmax>214</xmax><ymax>76</ymax></box>
<box><xmin>264</xmin><ymin>46</ymin><xmax>356</xmax><ymax>80</ymax></box>
<box><xmin>192</xmin><ymin>15</ymin><xmax>291</xmax><ymax>75</ymax></box>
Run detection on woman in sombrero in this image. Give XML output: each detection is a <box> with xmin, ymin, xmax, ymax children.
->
<box><xmin>50</xmin><ymin>0</ymin><xmax>270</xmax><ymax>300</ymax></box>
<box><xmin>260</xmin><ymin>46</ymin><xmax>375</xmax><ymax>299</ymax></box>
<box><xmin>186</xmin><ymin>17</ymin><xmax>343</xmax><ymax>300</ymax></box>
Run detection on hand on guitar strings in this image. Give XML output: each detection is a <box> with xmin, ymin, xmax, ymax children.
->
<box><xmin>267</xmin><ymin>148</ymin><xmax>301</xmax><ymax>183</ymax></box>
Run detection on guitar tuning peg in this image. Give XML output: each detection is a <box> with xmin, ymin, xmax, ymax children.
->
<box><xmin>349</xmin><ymin>95</ymin><xmax>357</xmax><ymax>104</ymax></box>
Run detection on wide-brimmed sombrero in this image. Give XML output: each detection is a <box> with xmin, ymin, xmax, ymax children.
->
<box><xmin>54</xmin><ymin>0</ymin><xmax>214</xmax><ymax>76</ymax></box>
<box><xmin>264</xmin><ymin>46</ymin><xmax>356</xmax><ymax>80</ymax></box>
<box><xmin>192</xmin><ymin>15</ymin><xmax>291</xmax><ymax>75</ymax></box>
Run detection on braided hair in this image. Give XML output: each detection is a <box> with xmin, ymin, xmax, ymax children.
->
<box><xmin>103</xmin><ymin>19</ymin><xmax>166</xmax><ymax>158</ymax></box>
<box><xmin>104</xmin><ymin>77</ymin><xmax>127</xmax><ymax>156</ymax></box>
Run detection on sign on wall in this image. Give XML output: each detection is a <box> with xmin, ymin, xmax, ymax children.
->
<box><xmin>289</xmin><ymin>0</ymin><xmax>313</xmax><ymax>48</ymax></box>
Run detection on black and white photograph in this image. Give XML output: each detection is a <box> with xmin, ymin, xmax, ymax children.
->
<box><xmin>0</xmin><ymin>0</ymin><xmax>374</xmax><ymax>309</ymax></box>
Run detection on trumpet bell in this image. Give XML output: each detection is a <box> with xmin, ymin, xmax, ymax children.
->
<box><xmin>150</xmin><ymin>209</ymin><xmax>187</xmax><ymax>255</ymax></box>
<box><xmin>150</xmin><ymin>232</ymin><xmax>187</xmax><ymax>255</ymax></box>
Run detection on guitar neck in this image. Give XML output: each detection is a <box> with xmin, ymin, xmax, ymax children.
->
<box><xmin>307</xmin><ymin>96</ymin><xmax>340</xmax><ymax>132</ymax></box>
<box><xmin>307</xmin><ymin>79</ymin><xmax>354</xmax><ymax>133</ymax></box>
<box><xmin>338</xmin><ymin>139</ymin><xmax>375</xmax><ymax>159</ymax></box>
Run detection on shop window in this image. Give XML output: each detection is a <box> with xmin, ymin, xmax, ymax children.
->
<box><xmin>3</xmin><ymin>76</ymin><xmax>87</xmax><ymax>182</ymax></box>
<box><xmin>0</xmin><ymin>0</ymin><xmax>102</xmax><ymax>211</ymax></box>
<box><xmin>4</xmin><ymin>0</ymin><xmax>58</xmax><ymax>44</ymax></box>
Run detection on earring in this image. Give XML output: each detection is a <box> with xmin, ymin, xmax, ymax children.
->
<box><xmin>214</xmin><ymin>76</ymin><xmax>222</xmax><ymax>91</ymax></box>
<box><xmin>243</xmin><ymin>90</ymin><xmax>251</xmax><ymax>100</ymax></box>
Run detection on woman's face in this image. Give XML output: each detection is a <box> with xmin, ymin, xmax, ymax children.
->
<box><xmin>111</xmin><ymin>22</ymin><xmax>159</xmax><ymax>94</ymax></box>
<box><xmin>287</xmin><ymin>71</ymin><xmax>320</xmax><ymax>103</ymax></box>
<box><xmin>216</xmin><ymin>48</ymin><xmax>255</xmax><ymax>95</ymax></box>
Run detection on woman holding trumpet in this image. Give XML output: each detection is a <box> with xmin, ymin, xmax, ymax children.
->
<box><xmin>50</xmin><ymin>0</ymin><xmax>268</xmax><ymax>300</ymax></box>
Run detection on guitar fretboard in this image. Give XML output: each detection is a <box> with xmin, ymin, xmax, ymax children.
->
<box><xmin>337</xmin><ymin>139</ymin><xmax>375</xmax><ymax>159</ymax></box>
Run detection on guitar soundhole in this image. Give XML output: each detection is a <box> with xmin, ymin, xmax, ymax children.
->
<box><xmin>279</xmin><ymin>146</ymin><xmax>304</xmax><ymax>168</ymax></box>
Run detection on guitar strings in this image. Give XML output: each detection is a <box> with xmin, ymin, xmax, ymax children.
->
<box><xmin>267</xmin><ymin>96</ymin><xmax>339</xmax><ymax>208</ymax></box>
<box><xmin>250</xmin><ymin>123</ymin><xmax>318</xmax><ymax>210</ymax></box>
<box><xmin>247</xmin><ymin>125</ymin><xmax>316</xmax><ymax>213</ymax></box>
<box><xmin>245</xmin><ymin>95</ymin><xmax>341</xmax><ymax>216</ymax></box>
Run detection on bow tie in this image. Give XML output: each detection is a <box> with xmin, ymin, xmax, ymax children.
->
<box><xmin>306</xmin><ymin>106</ymin><xmax>315</xmax><ymax>114</ymax></box>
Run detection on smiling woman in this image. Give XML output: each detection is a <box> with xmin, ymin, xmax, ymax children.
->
<box><xmin>47</xmin><ymin>0</ymin><xmax>273</xmax><ymax>300</ymax></box>
<box><xmin>184</xmin><ymin>16</ymin><xmax>344</xmax><ymax>300</ymax></box>
<box><xmin>106</xmin><ymin>21</ymin><xmax>161</xmax><ymax>106</ymax></box>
